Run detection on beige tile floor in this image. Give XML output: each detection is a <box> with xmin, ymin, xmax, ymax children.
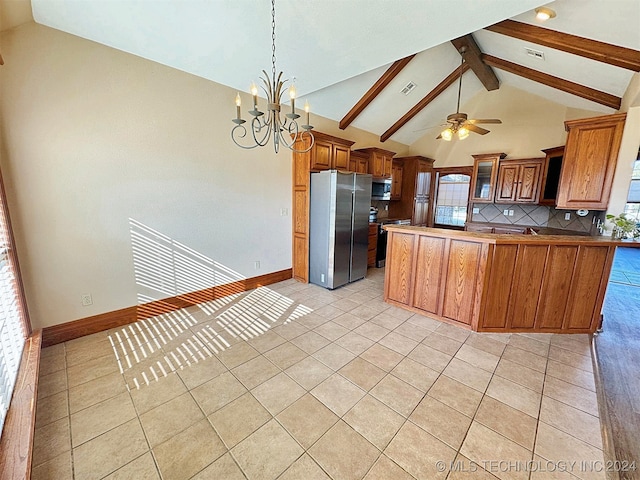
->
<box><xmin>32</xmin><ymin>269</ymin><xmax>607</xmax><ymax>480</ymax></box>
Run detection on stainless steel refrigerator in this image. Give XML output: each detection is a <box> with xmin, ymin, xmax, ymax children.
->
<box><xmin>309</xmin><ymin>170</ymin><xmax>372</xmax><ymax>289</ymax></box>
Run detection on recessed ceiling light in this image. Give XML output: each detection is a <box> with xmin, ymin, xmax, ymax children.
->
<box><xmin>535</xmin><ymin>7</ymin><xmax>556</xmax><ymax>21</ymax></box>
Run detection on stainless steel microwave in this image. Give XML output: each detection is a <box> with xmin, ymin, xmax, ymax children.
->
<box><xmin>371</xmin><ymin>178</ymin><xmax>392</xmax><ymax>200</ymax></box>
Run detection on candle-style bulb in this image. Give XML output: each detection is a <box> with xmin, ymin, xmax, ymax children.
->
<box><xmin>289</xmin><ymin>85</ymin><xmax>296</xmax><ymax>100</ymax></box>
<box><xmin>250</xmin><ymin>83</ymin><xmax>258</xmax><ymax>96</ymax></box>
<box><xmin>304</xmin><ymin>101</ymin><xmax>310</xmax><ymax>113</ymax></box>
<box><xmin>235</xmin><ymin>93</ymin><xmax>241</xmax><ymax>107</ymax></box>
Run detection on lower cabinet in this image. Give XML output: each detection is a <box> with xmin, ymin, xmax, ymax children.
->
<box><xmin>384</xmin><ymin>228</ymin><xmax>615</xmax><ymax>333</ymax></box>
<box><xmin>367</xmin><ymin>223</ymin><xmax>378</xmax><ymax>267</ymax></box>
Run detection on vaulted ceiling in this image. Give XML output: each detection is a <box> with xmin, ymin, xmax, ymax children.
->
<box><xmin>22</xmin><ymin>0</ymin><xmax>640</xmax><ymax>145</ymax></box>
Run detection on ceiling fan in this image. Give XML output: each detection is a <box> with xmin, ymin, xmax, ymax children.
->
<box><xmin>437</xmin><ymin>46</ymin><xmax>501</xmax><ymax>141</ymax></box>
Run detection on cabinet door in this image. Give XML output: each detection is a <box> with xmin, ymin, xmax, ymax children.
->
<box><xmin>358</xmin><ymin>159</ymin><xmax>368</xmax><ymax>174</ymax></box>
<box><xmin>370</xmin><ymin>152</ymin><xmax>385</xmax><ymax>177</ymax></box>
<box><xmin>385</xmin><ymin>232</ymin><xmax>415</xmax><ymax>305</ymax></box>
<box><xmin>311</xmin><ymin>140</ymin><xmax>332</xmax><ymax>170</ymax></box>
<box><xmin>391</xmin><ymin>163</ymin><xmax>403</xmax><ymax>200</ymax></box>
<box><xmin>383</xmin><ymin>155</ymin><xmax>393</xmax><ymax>178</ymax></box>
<box><xmin>470</xmin><ymin>157</ymin><xmax>499</xmax><ymax>202</ymax></box>
<box><xmin>333</xmin><ymin>145</ymin><xmax>350</xmax><ymax>170</ymax></box>
<box><xmin>495</xmin><ymin>164</ymin><xmax>519</xmax><ymax>203</ymax></box>
<box><xmin>515</xmin><ymin>161</ymin><xmax>542</xmax><ymax>203</ymax></box>
<box><xmin>557</xmin><ymin>114</ymin><xmax>626</xmax><ymax>210</ymax></box>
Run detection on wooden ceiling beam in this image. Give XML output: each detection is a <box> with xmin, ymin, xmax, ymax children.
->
<box><xmin>482</xmin><ymin>54</ymin><xmax>621</xmax><ymax>110</ymax></box>
<box><xmin>380</xmin><ymin>63</ymin><xmax>469</xmax><ymax>143</ymax></box>
<box><xmin>451</xmin><ymin>35</ymin><xmax>499</xmax><ymax>91</ymax></box>
<box><xmin>339</xmin><ymin>54</ymin><xmax>416</xmax><ymax>130</ymax></box>
<box><xmin>485</xmin><ymin>19</ymin><xmax>640</xmax><ymax>72</ymax></box>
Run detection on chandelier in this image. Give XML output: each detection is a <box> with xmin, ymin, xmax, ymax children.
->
<box><xmin>231</xmin><ymin>0</ymin><xmax>314</xmax><ymax>153</ymax></box>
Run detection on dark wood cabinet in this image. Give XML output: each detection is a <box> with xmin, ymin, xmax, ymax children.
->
<box><xmin>539</xmin><ymin>146</ymin><xmax>565</xmax><ymax>206</ymax></box>
<box><xmin>391</xmin><ymin>161</ymin><xmax>403</xmax><ymax>200</ymax></box>
<box><xmin>470</xmin><ymin>153</ymin><xmax>505</xmax><ymax>203</ymax></box>
<box><xmin>388</xmin><ymin>156</ymin><xmax>435</xmax><ymax>226</ymax></box>
<box><xmin>557</xmin><ymin>113</ymin><xmax>626</xmax><ymax>210</ymax></box>
<box><xmin>495</xmin><ymin>158</ymin><xmax>543</xmax><ymax>204</ymax></box>
<box><xmin>292</xmin><ymin>132</ymin><xmax>355</xmax><ymax>282</ymax></box>
<box><xmin>354</xmin><ymin>148</ymin><xmax>396</xmax><ymax>178</ymax></box>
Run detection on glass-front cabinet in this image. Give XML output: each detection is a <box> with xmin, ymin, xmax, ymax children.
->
<box><xmin>469</xmin><ymin>153</ymin><xmax>506</xmax><ymax>203</ymax></box>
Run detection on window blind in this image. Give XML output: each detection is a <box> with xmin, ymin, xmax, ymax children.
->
<box><xmin>0</xmin><ymin>179</ymin><xmax>28</xmax><ymax>436</ymax></box>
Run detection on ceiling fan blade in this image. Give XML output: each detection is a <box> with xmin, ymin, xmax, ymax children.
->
<box><xmin>466</xmin><ymin>123</ymin><xmax>490</xmax><ymax>135</ymax></box>
<box><xmin>468</xmin><ymin>119</ymin><xmax>502</xmax><ymax>124</ymax></box>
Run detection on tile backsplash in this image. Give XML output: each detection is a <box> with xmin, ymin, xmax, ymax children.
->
<box><xmin>471</xmin><ymin>203</ymin><xmax>604</xmax><ymax>233</ymax></box>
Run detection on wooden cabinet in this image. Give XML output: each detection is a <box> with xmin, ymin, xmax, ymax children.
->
<box><xmin>367</xmin><ymin>223</ymin><xmax>378</xmax><ymax>268</ymax></box>
<box><xmin>388</xmin><ymin>156</ymin><xmax>435</xmax><ymax>227</ymax></box>
<box><xmin>391</xmin><ymin>161</ymin><xmax>403</xmax><ymax>200</ymax></box>
<box><xmin>384</xmin><ymin>226</ymin><xmax>621</xmax><ymax>334</ymax></box>
<box><xmin>539</xmin><ymin>146</ymin><xmax>565</xmax><ymax>206</ymax></box>
<box><xmin>495</xmin><ymin>158</ymin><xmax>543</xmax><ymax>204</ymax></box>
<box><xmin>557</xmin><ymin>113</ymin><xmax>626</xmax><ymax>210</ymax></box>
<box><xmin>354</xmin><ymin>148</ymin><xmax>396</xmax><ymax>178</ymax></box>
<box><xmin>292</xmin><ymin>132</ymin><xmax>355</xmax><ymax>282</ymax></box>
<box><xmin>349</xmin><ymin>150</ymin><xmax>369</xmax><ymax>174</ymax></box>
<box><xmin>470</xmin><ymin>153</ymin><xmax>505</xmax><ymax>203</ymax></box>
<box><xmin>311</xmin><ymin>135</ymin><xmax>353</xmax><ymax>171</ymax></box>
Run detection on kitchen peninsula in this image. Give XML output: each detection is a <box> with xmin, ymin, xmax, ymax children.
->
<box><xmin>384</xmin><ymin>225</ymin><xmax>639</xmax><ymax>334</ymax></box>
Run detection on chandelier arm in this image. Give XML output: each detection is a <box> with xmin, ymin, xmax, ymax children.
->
<box><xmin>232</xmin><ymin>124</ymin><xmax>261</xmax><ymax>149</ymax></box>
<box><xmin>250</xmin><ymin>116</ymin><xmax>271</xmax><ymax>146</ymax></box>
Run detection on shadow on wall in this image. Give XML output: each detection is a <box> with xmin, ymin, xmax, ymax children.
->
<box><xmin>105</xmin><ymin>219</ymin><xmax>312</xmax><ymax>390</ymax></box>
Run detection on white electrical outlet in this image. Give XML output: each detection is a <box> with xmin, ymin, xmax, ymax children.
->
<box><xmin>280</xmin><ymin>208</ymin><xmax>288</xmax><ymax>216</ymax></box>
<box><xmin>564</xmin><ymin>213</ymin><xmax>571</xmax><ymax>220</ymax></box>
<box><xmin>254</xmin><ymin>261</ymin><xmax>260</xmax><ymax>270</ymax></box>
<box><xmin>472</xmin><ymin>207</ymin><xmax>480</xmax><ymax>214</ymax></box>
<box><xmin>81</xmin><ymin>294</ymin><xmax>93</xmax><ymax>306</ymax></box>
<box><xmin>509</xmin><ymin>210</ymin><xmax>514</xmax><ymax>217</ymax></box>
<box><xmin>321</xmin><ymin>273</ymin><xmax>325</xmax><ymax>283</ymax></box>
<box><xmin>503</xmin><ymin>209</ymin><xmax>509</xmax><ymax>216</ymax></box>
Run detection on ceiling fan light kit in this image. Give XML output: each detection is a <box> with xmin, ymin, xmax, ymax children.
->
<box><xmin>231</xmin><ymin>0</ymin><xmax>314</xmax><ymax>153</ymax></box>
<box><xmin>535</xmin><ymin>7</ymin><xmax>556</xmax><ymax>21</ymax></box>
<box><xmin>438</xmin><ymin>46</ymin><xmax>502</xmax><ymax>141</ymax></box>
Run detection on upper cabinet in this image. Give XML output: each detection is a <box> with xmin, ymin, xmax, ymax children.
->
<box><xmin>539</xmin><ymin>146</ymin><xmax>565</xmax><ymax>206</ymax></box>
<box><xmin>470</xmin><ymin>153</ymin><xmax>505</xmax><ymax>203</ymax></box>
<box><xmin>354</xmin><ymin>148</ymin><xmax>396</xmax><ymax>178</ymax></box>
<box><xmin>556</xmin><ymin>113</ymin><xmax>626</xmax><ymax>210</ymax></box>
<box><xmin>349</xmin><ymin>150</ymin><xmax>369</xmax><ymax>174</ymax></box>
<box><xmin>310</xmin><ymin>132</ymin><xmax>355</xmax><ymax>171</ymax></box>
<box><xmin>391</xmin><ymin>161</ymin><xmax>403</xmax><ymax>200</ymax></box>
<box><xmin>495</xmin><ymin>158</ymin><xmax>544</xmax><ymax>204</ymax></box>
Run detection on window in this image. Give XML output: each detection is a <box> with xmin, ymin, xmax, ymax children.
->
<box><xmin>0</xmin><ymin>175</ymin><xmax>30</xmax><ymax>436</ymax></box>
<box><xmin>624</xmin><ymin>157</ymin><xmax>640</xmax><ymax>224</ymax></box>
<box><xmin>434</xmin><ymin>172</ymin><xmax>471</xmax><ymax>227</ymax></box>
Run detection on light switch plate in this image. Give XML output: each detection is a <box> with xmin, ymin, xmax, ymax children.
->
<box><xmin>503</xmin><ymin>209</ymin><xmax>509</xmax><ymax>216</ymax></box>
<box><xmin>565</xmin><ymin>212</ymin><xmax>571</xmax><ymax>220</ymax></box>
<box><xmin>472</xmin><ymin>207</ymin><xmax>480</xmax><ymax>214</ymax></box>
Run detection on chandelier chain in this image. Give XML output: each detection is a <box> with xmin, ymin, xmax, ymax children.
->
<box><xmin>271</xmin><ymin>0</ymin><xmax>277</xmax><ymax>82</ymax></box>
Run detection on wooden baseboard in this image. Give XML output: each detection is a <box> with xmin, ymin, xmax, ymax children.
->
<box><xmin>41</xmin><ymin>268</ymin><xmax>292</xmax><ymax>348</ymax></box>
<box><xmin>0</xmin><ymin>330</ymin><xmax>42</xmax><ymax>480</ymax></box>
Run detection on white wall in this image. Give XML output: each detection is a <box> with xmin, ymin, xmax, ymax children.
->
<box><xmin>0</xmin><ymin>22</ymin><xmax>407</xmax><ymax>329</ymax></box>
